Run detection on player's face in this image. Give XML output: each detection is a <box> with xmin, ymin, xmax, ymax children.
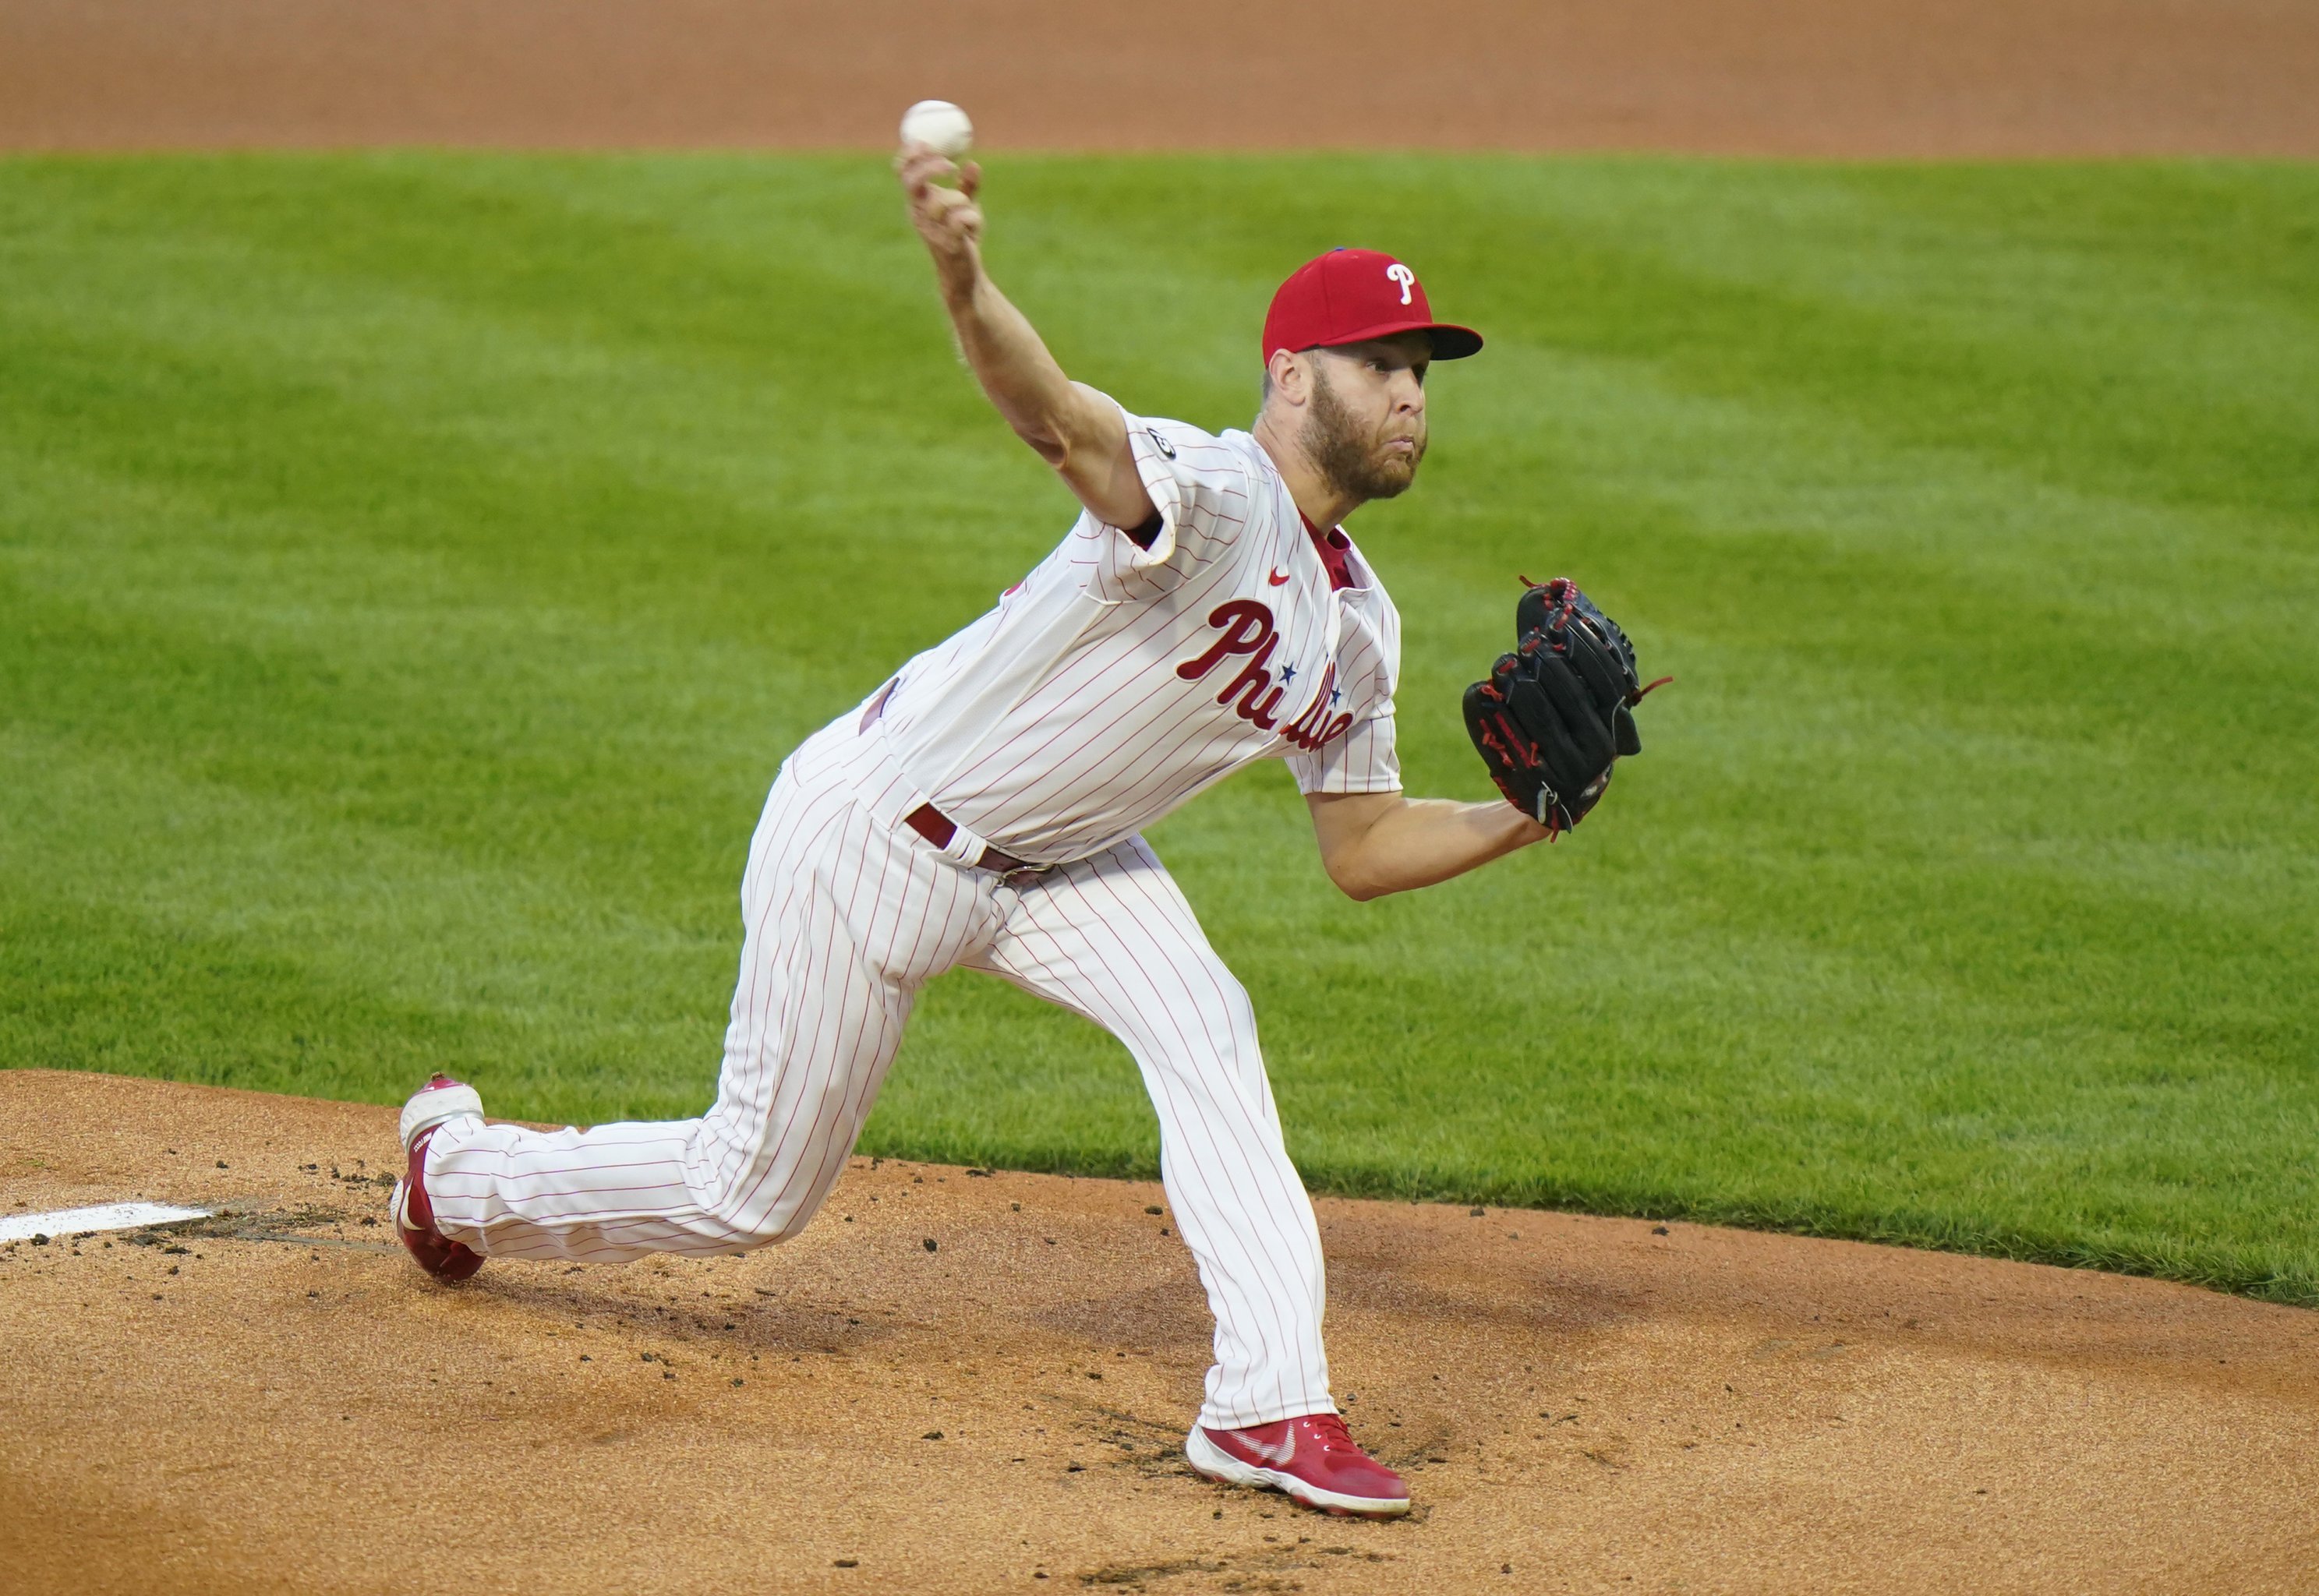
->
<box><xmin>1304</xmin><ymin>335</ymin><xmax>1431</xmax><ymax>502</ymax></box>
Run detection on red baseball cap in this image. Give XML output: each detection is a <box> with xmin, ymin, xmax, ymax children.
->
<box><xmin>1262</xmin><ymin>248</ymin><xmax>1483</xmax><ymax>365</ymax></box>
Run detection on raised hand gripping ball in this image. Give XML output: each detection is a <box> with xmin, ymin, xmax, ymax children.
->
<box><xmin>900</xmin><ymin>100</ymin><xmax>974</xmax><ymax>158</ymax></box>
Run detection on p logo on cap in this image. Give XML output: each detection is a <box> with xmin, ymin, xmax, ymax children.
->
<box><xmin>1260</xmin><ymin>248</ymin><xmax>1483</xmax><ymax>365</ymax></box>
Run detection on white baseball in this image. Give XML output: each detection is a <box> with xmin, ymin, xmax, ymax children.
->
<box><xmin>900</xmin><ymin>99</ymin><xmax>974</xmax><ymax>159</ymax></box>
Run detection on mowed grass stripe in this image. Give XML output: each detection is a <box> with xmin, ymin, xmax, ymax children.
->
<box><xmin>1</xmin><ymin>154</ymin><xmax>2312</xmax><ymax>1301</ymax></box>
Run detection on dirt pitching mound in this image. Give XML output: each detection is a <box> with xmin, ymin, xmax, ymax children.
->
<box><xmin>3</xmin><ymin>1068</ymin><xmax>2315</xmax><ymax>1594</ymax></box>
<box><xmin>3</xmin><ymin>0</ymin><xmax>2315</xmax><ymax>157</ymax></box>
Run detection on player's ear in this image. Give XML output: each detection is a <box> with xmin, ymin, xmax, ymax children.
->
<box><xmin>1265</xmin><ymin>349</ymin><xmax>1309</xmax><ymax>408</ymax></box>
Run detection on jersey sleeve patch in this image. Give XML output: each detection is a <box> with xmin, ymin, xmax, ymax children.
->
<box><xmin>1107</xmin><ymin>404</ymin><xmax>1250</xmax><ymax>577</ymax></box>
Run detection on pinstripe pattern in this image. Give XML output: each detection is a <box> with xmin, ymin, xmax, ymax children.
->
<box><xmin>419</xmin><ymin>719</ymin><xmax>1338</xmax><ymax>1427</ymax></box>
<box><xmin>878</xmin><ymin>404</ymin><xmax>1404</xmax><ymax>862</ymax></box>
<box><xmin>424</xmin><ymin>722</ymin><xmax>1004</xmax><ymax>1263</ymax></box>
<box><xmin>967</xmin><ymin>841</ymin><xmax>1333</xmax><ymax>1428</ymax></box>
<box><xmin>419</xmin><ymin>400</ymin><xmax>1398</xmax><ymax>1435</ymax></box>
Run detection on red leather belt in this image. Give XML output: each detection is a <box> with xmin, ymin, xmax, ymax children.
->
<box><xmin>864</xmin><ymin>684</ymin><xmax>1037</xmax><ymax>874</ymax></box>
<box><xmin>903</xmin><ymin>803</ymin><xmax>1035</xmax><ymax>874</ymax></box>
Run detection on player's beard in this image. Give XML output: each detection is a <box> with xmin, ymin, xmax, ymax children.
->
<box><xmin>1304</xmin><ymin>363</ymin><xmax>1426</xmax><ymax>503</ymax></box>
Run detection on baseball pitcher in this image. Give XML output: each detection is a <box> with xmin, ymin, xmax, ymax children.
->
<box><xmin>388</xmin><ymin>142</ymin><xmax>1657</xmax><ymax>1519</ymax></box>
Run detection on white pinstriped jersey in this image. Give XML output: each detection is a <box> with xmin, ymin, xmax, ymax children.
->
<box><xmin>875</xmin><ymin>401</ymin><xmax>1403</xmax><ymax>864</ymax></box>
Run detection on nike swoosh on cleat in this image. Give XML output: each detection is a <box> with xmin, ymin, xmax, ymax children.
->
<box><xmin>1245</xmin><ymin>1433</ymin><xmax>1296</xmax><ymax>1466</ymax></box>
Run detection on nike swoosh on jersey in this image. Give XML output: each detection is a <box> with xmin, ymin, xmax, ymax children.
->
<box><xmin>1267</xmin><ymin>569</ymin><xmax>1291</xmax><ymax>585</ymax></box>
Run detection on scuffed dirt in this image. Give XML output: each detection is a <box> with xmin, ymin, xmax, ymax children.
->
<box><xmin>2</xmin><ymin>0</ymin><xmax>2314</xmax><ymax>157</ymax></box>
<box><xmin>4</xmin><ymin>1069</ymin><xmax>2317</xmax><ymax>1594</ymax></box>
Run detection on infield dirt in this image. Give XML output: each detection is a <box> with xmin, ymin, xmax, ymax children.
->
<box><xmin>7</xmin><ymin>9</ymin><xmax>2317</xmax><ymax>1590</ymax></box>
<box><xmin>4</xmin><ymin>1069</ymin><xmax>2316</xmax><ymax>1594</ymax></box>
<box><xmin>2</xmin><ymin>0</ymin><xmax>2315</xmax><ymax>156</ymax></box>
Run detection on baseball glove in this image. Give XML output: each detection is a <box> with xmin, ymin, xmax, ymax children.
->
<box><xmin>1462</xmin><ymin>577</ymin><xmax>1665</xmax><ymax>835</ymax></box>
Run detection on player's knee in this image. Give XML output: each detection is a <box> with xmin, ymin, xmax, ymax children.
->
<box><xmin>713</xmin><ymin>1184</ymin><xmax>824</xmax><ymax>1249</ymax></box>
<box><xmin>1207</xmin><ymin>984</ymin><xmax>1262</xmax><ymax>1061</ymax></box>
<box><xmin>731</xmin><ymin>1214</ymin><xmax>798</xmax><ymax>1249</ymax></box>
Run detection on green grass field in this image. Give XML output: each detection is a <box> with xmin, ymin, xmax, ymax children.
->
<box><xmin>2</xmin><ymin>154</ymin><xmax>2313</xmax><ymax>1301</ymax></box>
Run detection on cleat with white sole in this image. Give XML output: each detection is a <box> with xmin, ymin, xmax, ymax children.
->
<box><xmin>391</xmin><ymin>1073</ymin><xmax>486</xmax><ymax>1283</ymax></box>
<box><xmin>1186</xmin><ymin>1413</ymin><xmax>1410</xmax><ymax>1518</ymax></box>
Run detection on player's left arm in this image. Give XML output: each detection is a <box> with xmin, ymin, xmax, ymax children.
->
<box><xmin>1303</xmin><ymin>791</ymin><xmax>1548</xmax><ymax>902</ymax></box>
<box><xmin>896</xmin><ymin>144</ymin><xmax>1154</xmax><ymax>531</ymax></box>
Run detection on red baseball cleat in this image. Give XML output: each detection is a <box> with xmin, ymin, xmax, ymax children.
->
<box><xmin>391</xmin><ymin>1074</ymin><xmax>486</xmax><ymax>1283</ymax></box>
<box><xmin>1186</xmin><ymin>1412</ymin><xmax>1411</xmax><ymax>1517</ymax></box>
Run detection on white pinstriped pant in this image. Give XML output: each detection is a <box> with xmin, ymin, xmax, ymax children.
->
<box><xmin>424</xmin><ymin>717</ymin><xmax>1334</xmax><ymax>1428</ymax></box>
